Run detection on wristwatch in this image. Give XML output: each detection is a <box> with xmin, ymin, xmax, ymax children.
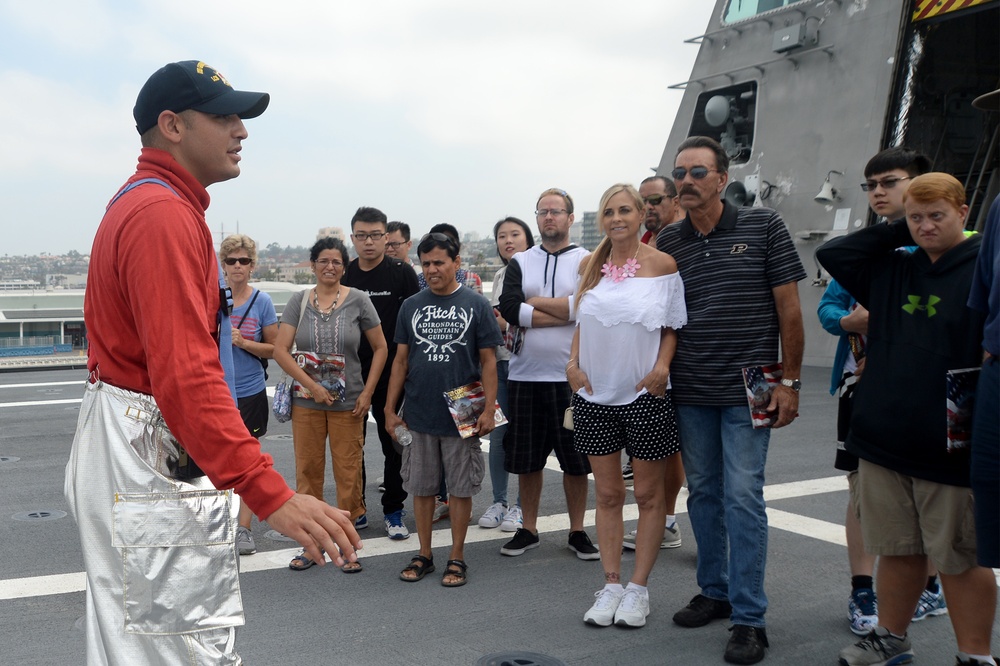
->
<box><xmin>780</xmin><ymin>378</ymin><xmax>802</xmax><ymax>392</ymax></box>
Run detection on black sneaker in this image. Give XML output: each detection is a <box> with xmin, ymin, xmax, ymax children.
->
<box><xmin>500</xmin><ymin>528</ymin><xmax>540</xmax><ymax>556</ymax></box>
<box><xmin>673</xmin><ymin>594</ymin><xmax>732</xmax><ymax>628</ymax></box>
<box><xmin>567</xmin><ymin>530</ymin><xmax>600</xmax><ymax>560</ymax></box>
<box><xmin>725</xmin><ymin>624</ymin><xmax>768</xmax><ymax>664</ymax></box>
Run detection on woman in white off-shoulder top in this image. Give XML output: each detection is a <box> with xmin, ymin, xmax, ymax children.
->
<box><xmin>567</xmin><ymin>183</ymin><xmax>687</xmax><ymax>628</ymax></box>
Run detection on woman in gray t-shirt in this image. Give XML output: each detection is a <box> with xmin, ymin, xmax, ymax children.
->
<box><xmin>273</xmin><ymin>238</ymin><xmax>387</xmax><ymax>572</ymax></box>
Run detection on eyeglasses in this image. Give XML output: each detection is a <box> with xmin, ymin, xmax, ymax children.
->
<box><xmin>860</xmin><ymin>176</ymin><xmax>911</xmax><ymax>192</ymax></box>
<box><xmin>352</xmin><ymin>232</ymin><xmax>386</xmax><ymax>242</ymax></box>
<box><xmin>643</xmin><ymin>195</ymin><xmax>666</xmax><ymax>206</ymax></box>
<box><xmin>223</xmin><ymin>257</ymin><xmax>252</xmax><ymax>266</ymax></box>
<box><xmin>671</xmin><ymin>167</ymin><xmax>717</xmax><ymax>181</ymax></box>
<box><xmin>386</xmin><ymin>241</ymin><xmax>408</xmax><ymax>250</ymax></box>
<box><xmin>314</xmin><ymin>259</ymin><xmax>344</xmax><ymax>268</ymax></box>
<box><xmin>535</xmin><ymin>208</ymin><xmax>569</xmax><ymax>218</ymax></box>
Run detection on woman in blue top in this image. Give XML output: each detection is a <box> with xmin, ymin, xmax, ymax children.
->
<box><xmin>220</xmin><ymin>234</ymin><xmax>279</xmax><ymax>557</ymax></box>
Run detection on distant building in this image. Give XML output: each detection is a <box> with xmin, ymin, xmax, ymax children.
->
<box><xmin>579</xmin><ymin>211</ymin><xmax>603</xmax><ymax>251</ymax></box>
<box><xmin>569</xmin><ymin>219</ymin><xmax>583</xmax><ymax>246</ymax></box>
<box><xmin>47</xmin><ymin>274</ymin><xmax>88</xmax><ymax>289</ymax></box>
<box><xmin>278</xmin><ymin>261</ymin><xmax>314</xmax><ymax>282</ymax></box>
<box><xmin>0</xmin><ymin>283</ymin><xmax>309</xmax><ymax>351</ymax></box>
<box><xmin>0</xmin><ymin>279</ymin><xmax>42</xmax><ymax>291</ymax></box>
<box><xmin>316</xmin><ymin>227</ymin><xmax>346</xmax><ymax>242</ymax></box>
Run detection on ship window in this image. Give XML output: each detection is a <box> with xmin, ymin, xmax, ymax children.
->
<box><xmin>724</xmin><ymin>0</ymin><xmax>810</xmax><ymax>24</ymax></box>
<box><xmin>687</xmin><ymin>82</ymin><xmax>757</xmax><ymax>165</ymax></box>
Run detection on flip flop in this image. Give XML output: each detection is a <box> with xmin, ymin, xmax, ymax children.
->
<box><xmin>289</xmin><ymin>550</ymin><xmax>318</xmax><ymax>571</ymax></box>
<box><xmin>441</xmin><ymin>559</ymin><xmax>467</xmax><ymax>587</ymax></box>
<box><xmin>399</xmin><ymin>554</ymin><xmax>435</xmax><ymax>582</ymax></box>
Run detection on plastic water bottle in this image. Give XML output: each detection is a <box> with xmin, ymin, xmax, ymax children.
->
<box><xmin>394</xmin><ymin>425</ymin><xmax>413</xmax><ymax>447</ymax></box>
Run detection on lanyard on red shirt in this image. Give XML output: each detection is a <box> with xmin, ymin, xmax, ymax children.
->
<box><xmin>106</xmin><ymin>178</ymin><xmax>238</xmax><ymax>402</ymax></box>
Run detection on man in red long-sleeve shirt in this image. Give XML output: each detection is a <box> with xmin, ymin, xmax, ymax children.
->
<box><xmin>65</xmin><ymin>60</ymin><xmax>361</xmax><ymax>664</ymax></box>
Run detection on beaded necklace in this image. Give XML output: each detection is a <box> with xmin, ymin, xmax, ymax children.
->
<box><xmin>312</xmin><ymin>287</ymin><xmax>342</xmax><ymax>322</ymax></box>
<box><xmin>601</xmin><ymin>245</ymin><xmax>641</xmax><ymax>283</ymax></box>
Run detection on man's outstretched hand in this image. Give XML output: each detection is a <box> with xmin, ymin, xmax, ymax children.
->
<box><xmin>265</xmin><ymin>493</ymin><xmax>362</xmax><ymax>567</ymax></box>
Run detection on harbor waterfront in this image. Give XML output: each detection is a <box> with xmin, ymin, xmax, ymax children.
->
<box><xmin>1</xmin><ymin>365</ymin><xmax>996</xmax><ymax>664</ymax></box>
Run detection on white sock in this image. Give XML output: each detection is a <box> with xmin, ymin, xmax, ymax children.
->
<box><xmin>665</xmin><ymin>515</ymin><xmax>677</xmax><ymax>529</ymax></box>
<box><xmin>604</xmin><ymin>583</ymin><xmax>624</xmax><ymax>593</ymax></box>
<box><xmin>958</xmin><ymin>653</ymin><xmax>996</xmax><ymax>665</ymax></box>
<box><xmin>626</xmin><ymin>582</ymin><xmax>648</xmax><ymax>595</ymax></box>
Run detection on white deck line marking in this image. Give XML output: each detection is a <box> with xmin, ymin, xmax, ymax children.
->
<box><xmin>0</xmin><ymin>572</ymin><xmax>87</xmax><ymax>600</ymax></box>
<box><xmin>0</xmin><ymin>474</ymin><xmax>852</xmax><ymax>600</ymax></box>
<box><xmin>0</xmin><ymin>398</ymin><xmax>83</xmax><ymax>408</ymax></box>
<box><xmin>764</xmin><ymin>475</ymin><xmax>847</xmax><ymax>500</ymax></box>
<box><xmin>0</xmin><ymin>385</ymin><xmax>275</xmax><ymax>409</ymax></box>
<box><xmin>766</xmin><ymin>508</ymin><xmax>847</xmax><ymax>546</ymax></box>
<box><xmin>0</xmin><ymin>381</ymin><xmax>84</xmax><ymax>390</ymax></box>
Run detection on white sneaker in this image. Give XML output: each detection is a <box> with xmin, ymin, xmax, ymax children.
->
<box><xmin>500</xmin><ymin>505</ymin><xmax>522</xmax><ymax>532</ymax></box>
<box><xmin>383</xmin><ymin>510</ymin><xmax>409</xmax><ymax>540</ymax></box>
<box><xmin>478</xmin><ymin>502</ymin><xmax>506</xmax><ymax>529</ymax></box>
<box><xmin>623</xmin><ymin>523</ymin><xmax>682</xmax><ymax>550</ymax></box>
<box><xmin>584</xmin><ymin>587</ymin><xmax>624</xmax><ymax>627</ymax></box>
<box><xmin>236</xmin><ymin>526</ymin><xmax>256</xmax><ymax>555</ymax></box>
<box><xmin>614</xmin><ymin>588</ymin><xmax>650</xmax><ymax>627</ymax></box>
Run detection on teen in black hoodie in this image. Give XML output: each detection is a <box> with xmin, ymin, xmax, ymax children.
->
<box><xmin>818</xmin><ymin>173</ymin><xmax>995</xmax><ymax>666</ymax></box>
<box><xmin>818</xmin><ymin>217</ymin><xmax>982</xmax><ymax>486</ymax></box>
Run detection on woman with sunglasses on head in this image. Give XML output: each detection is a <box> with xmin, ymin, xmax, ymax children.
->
<box><xmin>477</xmin><ymin>217</ymin><xmax>534</xmax><ymax>531</ymax></box>
<box><xmin>273</xmin><ymin>237</ymin><xmax>388</xmax><ymax>573</ymax></box>
<box><xmin>568</xmin><ymin>184</ymin><xmax>686</xmax><ymax>629</ymax></box>
<box><xmin>220</xmin><ymin>234</ymin><xmax>279</xmax><ymax>557</ymax></box>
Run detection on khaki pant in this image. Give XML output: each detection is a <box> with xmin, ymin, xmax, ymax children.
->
<box><xmin>857</xmin><ymin>458</ymin><xmax>979</xmax><ymax>575</ymax></box>
<box><xmin>291</xmin><ymin>405</ymin><xmax>365</xmax><ymax>519</ymax></box>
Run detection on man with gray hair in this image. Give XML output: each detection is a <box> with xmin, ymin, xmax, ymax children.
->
<box><xmin>657</xmin><ymin>136</ymin><xmax>806</xmax><ymax>664</ymax></box>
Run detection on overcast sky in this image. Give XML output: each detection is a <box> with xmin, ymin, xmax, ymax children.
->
<box><xmin>0</xmin><ymin>1</ymin><xmax>715</xmax><ymax>256</ymax></box>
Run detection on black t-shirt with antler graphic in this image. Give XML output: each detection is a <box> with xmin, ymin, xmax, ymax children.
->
<box><xmin>394</xmin><ymin>286</ymin><xmax>503</xmax><ymax>436</ymax></box>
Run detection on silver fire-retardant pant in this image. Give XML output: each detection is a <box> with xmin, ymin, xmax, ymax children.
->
<box><xmin>65</xmin><ymin>381</ymin><xmax>244</xmax><ymax>665</ymax></box>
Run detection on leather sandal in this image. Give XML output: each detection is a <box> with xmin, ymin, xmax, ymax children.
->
<box><xmin>399</xmin><ymin>554</ymin><xmax>435</xmax><ymax>582</ymax></box>
<box><xmin>289</xmin><ymin>549</ymin><xmax>318</xmax><ymax>571</ymax></box>
<box><xmin>341</xmin><ymin>560</ymin><xmax>363</xmax><ymax>573</ymax></box>
<box><xmin>337</xmin><ymin>546</ymin><xmax>362</xmax><ymax>573</ymax></box>
<box><xmin>441</xmin><ymin>559</ymin><xmax>467</xmax><ymax>587</ymax></box>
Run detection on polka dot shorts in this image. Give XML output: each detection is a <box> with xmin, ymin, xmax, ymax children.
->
<box><xmin>571</xmin><ymin>391</ymin><xmax>680</xmax><ymax>460</ymax></box>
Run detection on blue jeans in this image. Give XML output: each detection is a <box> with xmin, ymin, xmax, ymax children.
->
<box><xmin>488</xmin><ymin>360</ymin><xmax>519</xmax><ymax>506</ymax></box>
<box><xmin>677</xmin><ymin>404</ymin><xmax>770</xmax><ymax>627</ymax></box>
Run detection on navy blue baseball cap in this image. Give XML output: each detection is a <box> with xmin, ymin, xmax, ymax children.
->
<box><xmin>133</xmin><ymin>60</ymin><xmax>270</xmax><ymax>134</ymax></box>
